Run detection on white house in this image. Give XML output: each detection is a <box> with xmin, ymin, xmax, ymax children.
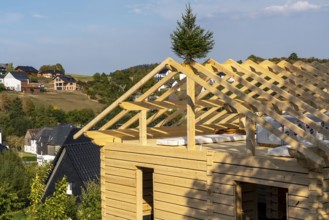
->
<box><xmin>4</xmin><ymin>72</ymin><xmax>29</xmax><ymax>91</ymax></box>
<box><xmin>155</xmin><ymin>68</ymin><xmax>186</xmax><ymax>91</ymax></box>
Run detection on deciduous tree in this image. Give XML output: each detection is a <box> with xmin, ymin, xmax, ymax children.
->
<box><xmin>77</xmin><ymin>180</ymin><xmax>101</xmax><ymax>220</ymax></box>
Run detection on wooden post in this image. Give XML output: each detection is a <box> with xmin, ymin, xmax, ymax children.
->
<box><xmin>245</xmin><ymin>116</ymin><xmax>256</xmax><ymax>155</ymax></box>
<box><xmin>307</xmin><ymin>171</ymin><xmax>324</xmax><ymax>220</ymax></box>
<box><xmin>139</xmin><ymin>110</ymin><xmax>147</xmax><ymax>145</ymax></box>
<box><xmin>136</xmin><ymin>168</ymin><xmax>143</xmax><ymax>220</ymax></box>
<box><xmin>235</xmin><ymin>182</ymin><xmax>243</xmax><ymax>220</ymax></box>
<box><xmin>186</xmin><ymin>66</ymin><xmax>196</xmax><ymax>150</ymax></box>
<box><xmin>206</xmin><ymin>151</ymin><xmax>214</xmax><ymax>219</ymax></box>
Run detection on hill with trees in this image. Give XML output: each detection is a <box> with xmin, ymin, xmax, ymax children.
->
<box><xmin>80</xmin><ymin>64</ymin><xmax>158</xmax><ymax>105</ymax></box>
<box><xmin>247</xmin><ymin>53</ymin><xmax>329</xmax><ymax>64</ymax></box>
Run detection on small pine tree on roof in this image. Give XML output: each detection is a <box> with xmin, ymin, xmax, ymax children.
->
<box><xmin>170</xmin><ymin>4</ymin><xmax>215</xmax><ymax>64</ymax></box>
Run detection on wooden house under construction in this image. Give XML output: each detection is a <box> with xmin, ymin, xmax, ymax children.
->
<box><xmin>75</xmin><ymin>57</ymin><xmax>329</xmax><ymax>220</ymax></box>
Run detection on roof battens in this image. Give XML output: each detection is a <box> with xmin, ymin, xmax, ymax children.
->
<box><xmin>167</xmin><ymin>59</ymin><xmax>324</xmax><ymax>166</ymax></box>
<box><xmin>259</xmin><ymin>60</ymin><xmax>328</xmax><ymax>109</ymax></box>
<box><xmin>192</xmin><ymin>61</ymin><xmax>329</xmax><ymax>155</ymax></box>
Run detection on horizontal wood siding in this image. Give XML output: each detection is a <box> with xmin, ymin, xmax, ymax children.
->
<box><xmin>212</xmin><ymin>151</ymin><xmax>311</xmax><ymax>220</ymax></box>
<box><xmin>101</xmin><ymin>142</ymin><xmax>328</xmax><ymax>219</ymax></box>
<box><xmin>102</xmin><ymin>143</ymin><xmax>208</xmax><ymax>220</ymax></box>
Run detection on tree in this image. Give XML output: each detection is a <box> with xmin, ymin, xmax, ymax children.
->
<box><xmin>8</xmin><ymin>97</ymin><xmax>25</xmax><ymax>119</ymax></box>
<box><xmin>170</xmin><ymin>4</ymin><xmax>214</xmax><ymax>63</ymax></box>
<box><xmin>28</xmin><ymin>167</ymin><xmax>76</xmax><ymax>220</ymax></box>
<box><xmin>0</xmin><ymin>151</ymin><xmax>33</xmax><ymax>217</ymax></box>
<box><xmin>27</xmin><ymin>165</ymin><xmax>51</xmax><ymax>220</ymax></box>
<box><xmin>0</xmin><ymin>83</ymin><xmax>6</xmax><ymax>92</ymax></box>
<box><xmin>77</xmin><ymin>180</ymin><xmax>101</xmax><ymax>220</ymax></box>
<box><xmin>5</xmin><ymin>63</ymin><xmax>14</xmax><ymax>73</ymax></box>
<box><xmin>288</xmin><ymin>52</ymin><xmax>298</xmax><ymax>60</ymax></box>
<box><xmin>23</xmin><ymin>99</ymin><xmax>36</xmax><ymax>116</ymax></box>
<box><xmin>0</xmin><ymin>93</ymin><xmax>12</xmax><ymax>112</ymax></box>
<box><xmin>6</xmin><ymin>135</ymin><xmax>24</xmax><ymax>151</ymax></box>
<box><xmin>66</xmin><ymin>109</ymin><xmax>95</xmax><ymax>127</ymax></box>
<box><xmin>55</xmin><ymin>63</ymin><xmax>65</xmax><ymax>73</ymax></box>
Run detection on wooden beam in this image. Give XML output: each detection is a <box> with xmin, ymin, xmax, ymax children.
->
<box><xmin>120</xmin><ymin>99</ymin><xmax>226</xmax><ymax>111</ymax></box>
<box><xmin>101</xmin><ymin>69</ymin><xmax>180</xmax><ymax>130</ymax></box>
<box><xmin>221</xmin><ymin>59</ymin><xmax>329</xmax><ymax>125</ymax></box>
<box><xmin>294</xmin><ymin>61</ymin><xmax>329</xmax><ymax>84</ymax></box>
<box><xmin>136</xmin><ymin>168</ymin><xmax>142</xmax><ymax>220</ymax></box>
<box><xmin>185</xmin><ymin>64</ymin><xmax>196</xmax><ymax>150</ymax></box>
<box><xmin>278</xmin><ymin>60</ymin><xmax>329</xmax><ymax>100</ymax></box>
<box><xmin>168</xmin><ymin>59</ymin><xmax>325</xmax><ymax>166</ymax></box>
<box><xmin>193</xmin><ymin>62</ymin><xmax>329</xmax><ymax>155</ymax></box>
<box><xmin>245</xmin><ymin>116</ymin><xmax>256</xmax><ymax>156</ymax></box>
<box><xmin>74</xmin><ymin>57</ymin><xmax>172</xmax><ymax>139</ymax></box>
<box><xmin>259</xmin><ymin>60</ymin><xmax>328</xmax><ymax>110</ymax></box>
<box><xmin>139</xmin><ymin>110</ymin><xmax>147</xmax><ymax>145</ymax></box>
<box><xmin>118</xmin><ymin>72</ymin><xmax>187</xmax><ymax>129</ymax></box>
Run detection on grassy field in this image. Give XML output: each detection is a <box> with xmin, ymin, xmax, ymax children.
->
<box><xmin>6</xmin><ymin>90</ymin><xmax>105</xmax><ymax>112</ymax></box>
<box><xmin>68</xmin><ymin>73</ymin><xmax>94</xmax><ymax>82</ymax></box>
<box><xmin>18</xmin><ymin>151</ymin><xmax>37</xmax><ymax>161</ymax></box>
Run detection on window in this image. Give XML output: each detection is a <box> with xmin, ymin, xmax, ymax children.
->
<box><xmin>236</xmin><ymin>182</ymin><xmax>288</xmax><ymax>220</ymax></box>
<box><xmin>66</xmin><ymin>183</ymin><xmax>73</xmax><ymax>195</ymax></box>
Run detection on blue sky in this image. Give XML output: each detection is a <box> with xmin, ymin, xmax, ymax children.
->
<box><xmin>1</xmin><ymin>0</ymin><xmax>328</xmax><ymax>75</ymax></box>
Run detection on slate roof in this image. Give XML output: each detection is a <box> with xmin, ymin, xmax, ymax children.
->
<box><xmin>8</xmin><ymin>72</ymin><xmax>29</xmax><ymax>81</ymax></box>
<box><xmin>15</xmin><ymin>66</ymin><xmax>38</xmax><ymax>73</ymax></box>
<box><xmin>50</xmin><ymin>124</ymin><xmax>74</xmax><ymax>145</ymax></box>
<box><xmin>60</xmin><ymin>128</ymin><xmax>100</xmax><ymax>182</ymax></box>
<box><xmin>56</xmin><ymin>75</ymin><xmax>76</xmax><ymax>83</ymax></box>
<box><xmin>36</xmin><ymin>124</ymin><xmax>74</xmax><ymax>146</ymax></box>
<box><xmin>26</xmin><ymin>128</ymin><xmax>42</xmax><ymax>139</ymax></box>
<box><xmin>43</xmin><ymin>128</ymin><xmax>100</xmax><ymax>198</ymax></box>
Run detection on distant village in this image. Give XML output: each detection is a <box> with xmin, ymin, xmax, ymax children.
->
<box><xmin>0</xmin><ymin>63</ymin><xmax>77</xmax><ymax>93</ymax></box>
<box><xmin>0</xmin><ymin>63</ymin><xmax>100</xmax><ymax>215</ymax></box>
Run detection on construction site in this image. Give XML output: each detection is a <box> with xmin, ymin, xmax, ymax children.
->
<box><xmin>75</xmin><ymin>57</ymin><xmax>329</xmax><ymax>220</ymax></box>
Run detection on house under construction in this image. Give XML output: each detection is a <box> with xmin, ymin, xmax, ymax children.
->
<box><xmin>75</xmin><ymin>57</ymin><xmax>329</xmax><ymax>220</ymax></box>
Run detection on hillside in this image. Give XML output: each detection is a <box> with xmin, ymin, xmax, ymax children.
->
<box><xmin>6</xmin><ymin>90</ymin><xmax>104</xmax><ymax>112</ymax></box>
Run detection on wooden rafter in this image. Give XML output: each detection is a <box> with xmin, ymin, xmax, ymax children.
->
<box><xmin>76</xmin><ymin>56</ymin><xmax>329</xmax><ymax>167</ymax></box>
<box><xmin>166</xmin><ymin>59</ymin><xmax>325</xmax><ymax>165</ymax></box>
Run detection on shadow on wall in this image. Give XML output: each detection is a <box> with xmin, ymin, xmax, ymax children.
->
<box><xmin>184</xmin><ymin>153</ymin><xmax>312</xmax><ymax>220</ymax></box>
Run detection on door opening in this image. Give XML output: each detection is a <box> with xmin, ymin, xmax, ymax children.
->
<box><xmin>137</xmin><ymin>167</ymin><xmax>154</xmax><ymax>220</ymax></box>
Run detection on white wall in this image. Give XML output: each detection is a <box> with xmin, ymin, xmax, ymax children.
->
<box><xmin>4</xmin><ymin>72</ymin><xmax>21</xmax><ymax>91</ymax></box>
<box><xmin>24</xmin><ymin>139</ymin><xmax>37</xmax><ymax>154</ymax></box>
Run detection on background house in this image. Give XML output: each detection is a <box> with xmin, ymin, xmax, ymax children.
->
<box><xmin>24</xmin><ymin>128</ymin><xmax>42</xmax><ymax>154</ymax></box>
<box><xmin>39</xmin><ymin>70</ymin><xmax>64</xmax><ymax>78</ymax></box>
<box><xmin>35</xmin><ymin>124</ymin><xmax>73</xmax><ymax>155</ymax></box>
<box><xmin>0</xmin><ymin>64</ymin><xmax>9</xmax><ymax>74</ymax></box>
<box><xmin>0</xmin><ymin>130</ymin><xmax>7</xmax><ymax>152</ymax></box>
<box><xmin>43</xmin><ymin>128</ymin><xmax>100</xmax><ymax>199</ymax></box>
<box><xmin>53</xmin><ymin>75</ymin><xmax>77</xmax><ymax>91</ymax></box>
<box><xmin>24</xmin><ymin>124</ymin><xmax>74</xmax><ymax>165</ymax></box>
<box><xmin>15</xmin><ymin>66</ymin><xmax>38</xmax><ymax>76</ymax></box>
<box><xmin>4</xmin><ymin>71</ymin><xmax>29</xmax><ymax>91</ymax></box>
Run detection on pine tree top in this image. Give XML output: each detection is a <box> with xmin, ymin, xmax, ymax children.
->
<box><xmin>170</xmin><ymin>4</ymin><xmax>215</xmax><ymax>64</ymax></box>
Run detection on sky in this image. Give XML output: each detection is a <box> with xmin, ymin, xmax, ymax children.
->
<box><xmin>1</xmin><ymin>0</ymin><xmax>328</xmax><ymax>75</ymax></box>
